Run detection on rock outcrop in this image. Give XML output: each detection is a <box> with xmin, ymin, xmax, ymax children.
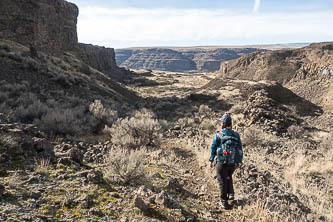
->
<box><xmin>0</xmin><ymin>0</ymin><xmax>78</xmax><ymax>56</ymax></box>
<box><xmin>216</xmin><ymin>42</ymin><xmax>333</xmax><ymax>110</ymax></box>
<box><xmin>116</xmin><ymin>47</ymin><xmax>267</xmax><ymax>72</ymax></box>
<box><xmin>77</xmin><ymin>43</ymin><xmax>118</xmax><ymax>73</ymax></box>
<box><xmin>76</xmin><ymin>43</ymin><xmax>131</xmax><ymax>82</ymax></box>
<box><xmin>0</xmin><ymin>0</ymin><xmax>130</xmax><ymax>81</ymax></box>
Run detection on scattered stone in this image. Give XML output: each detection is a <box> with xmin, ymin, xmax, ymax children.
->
<box><xmin>86</xmin><ymin>170</ymin><xmax>103</xmax><ymax>184</ymax></box>
<box><xmin>67</xmin><ymin>147</ymin><xmax>83</xmax><ymax>164</ymax></box>
<box><xmin>155</xmin><ymin>191</ymin><xmax>180</xmax><ymax>209</ymax></box>
<box><xmin>134</xmin><ymin>195</ymin><xmax>150</xmax><ymax>213</ymax></box>
<box><xmin>77</xmin><ymin>194</ymin><xmax>93</xmax><ymax>209</ymax></box>
<box><xmin>167</xmin><ymin>178</ymin><xmax>182</xmax><ymax>190</ymax></box>
<box><xmin>0</xmin><ymin>184</ymin><xmax>5</xmax><ymax>196</ymax></box>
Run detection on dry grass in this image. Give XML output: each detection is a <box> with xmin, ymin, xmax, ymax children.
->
<box><xmin>284</xmin><ymin>133</ymin><xmax>333</xmax><ymax>221</ymax></box>
<box><xmin>245</xmin><ymin>198</ymin><xmax>280</xmax><ymax>222</ymax></box>
<box><xmin>35</xmin><ymin>157</ymin><xmax>51</xmax><ymax>176</ymax></box>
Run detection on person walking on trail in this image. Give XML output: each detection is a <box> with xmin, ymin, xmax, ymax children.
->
<box><xmin>209</xmin><ymin>113</ymin><xmax>243</xmax><ymax>209</ymax></box>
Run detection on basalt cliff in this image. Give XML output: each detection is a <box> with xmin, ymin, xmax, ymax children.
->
<box><xmin>116</xmin><ymin>47</ymin><xmax>268</xmax><ymax>72</ymax></box>
<box><xmin>0</xmin><ymin>0</ymin><xmax>128</xmax><ymax>81</ymax></box>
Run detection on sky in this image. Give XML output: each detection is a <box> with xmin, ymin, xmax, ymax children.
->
<box><xmin>69</xmin><ymin>0</ymin><xmax>333</xmax><ymax>49</ymax></box>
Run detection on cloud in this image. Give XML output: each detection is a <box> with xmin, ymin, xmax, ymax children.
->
<box><xmin>253</xmin><ymin>0</ymin><xmax>261</xmax><ymax>13</ymax></box>
<box><xmin>76</xmin><ymin>7</ymin><xmax>333</xmax><ymax>48</ymax></box>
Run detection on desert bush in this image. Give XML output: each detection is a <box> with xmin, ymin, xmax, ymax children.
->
<box><xmin>89</xmin><ymin>100</ymin><xmax>118</xmax><ymax>126</ymax></box>
<box><xmin>108</xmin><ymin>109</ymin><xmax>163</xmax><ymax>149</ymax></box>
<box><xmin>104</xmin><ymin>148</ymin><xmax>146</xmax><ymax>184</ymax></box>
<box><xmin>14</xmin><ymin>100</ymin><xmax>48</xmax><ymax>123</ymax></box>
<box><xmin>199</xmin><ymin>105</ymin><xmax>211</xmax><ymax>115</ymax></box>
<box><xmin>199</xmin><ymin>119</ymin><xmax>216</xmax><ymax>132</ymax></box>
<box><xmin>242</xmin><ymin>128</ymin><xmax>264</xmax><ymax>147</ymax></box>
<box><xmin>229</xmin><ymin>103</ymin><xmax>246</xmax><ymax>114</ymax></box>
<box><xmin>34</xmin><ymin>106</ymin><xmax>98</xmax><ymax>137</ymax></box>
<box><xmin>287</xmin><ymin>125</ymin><xmax>305</xmax><ymax>138</ymax></box>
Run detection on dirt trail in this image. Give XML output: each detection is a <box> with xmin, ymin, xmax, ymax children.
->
<box><xmin>135</xmin><ymin>70</ymin><xmax>246</xmax><ymax>221</ymax></box>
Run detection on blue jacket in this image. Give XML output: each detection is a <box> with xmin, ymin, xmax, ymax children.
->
<box><xmin>209</xmin><ymin>128</ymin><xmax>243</xmax><ymax>163</ymax></box>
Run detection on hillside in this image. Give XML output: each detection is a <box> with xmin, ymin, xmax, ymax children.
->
<box><xmin>116</xmin><ymin>47</ymin><xmax>268</xmax><ymax>72</ymax></box>
<box><xmin>215</xmin><ymin>42</ymin><xmax>333</xmax><ymax>111</ymax></box>
<box><xmin>0</xmin><ymin>39</ymin><xmax>138</xmax><ymax>137</ymax></box>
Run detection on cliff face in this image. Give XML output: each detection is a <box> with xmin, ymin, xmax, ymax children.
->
<box><xmin>0</xmin><ymin>0</ymin><xmax>131</xmax><ymax>81</ymax></box>
<box><xmin>0</xmin><ymin>0</ymin><xmax>78</xmax><ymax>56</ymax></box>
<box><xmin>76</xmin><ymin>43</ymin><xmax>129</xmax><ymax>81</ymax></box>
<box><xmin>116</xmin><ymin>48</ymin><xmax>197</xmax><ymax>72</ymax></box>
<box><xmin>116</xmin><ymin>47</ymin><xmax>267</xmax><ymax>72</ymax></box>
<box><xmin>215</xmin><ymin>42</ymin><xmax>333</xmax><ymax>110</ymax></box>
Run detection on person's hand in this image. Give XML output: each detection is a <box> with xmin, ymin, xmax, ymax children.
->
<box><xmin>210</xmin><ymin>162</ymin><xmax>214</xmax><ymax>168</ymax></box>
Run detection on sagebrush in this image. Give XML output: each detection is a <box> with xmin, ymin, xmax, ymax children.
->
<box><xmin>104</xmin><ymin>148</ymin><xmax>146</xmax><ymax>184</ymax></box>
<box><xmin>108</xmin><ymin>109</ymin><xmax>164</xmax><ymax>149</ymax></box>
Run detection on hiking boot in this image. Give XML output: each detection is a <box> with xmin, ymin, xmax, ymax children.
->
<box><xmin>228</xmin><ymin>194</ymin><xmax>234</xmax><ymax>200</ymax></box>
<box><xmin>220</xmin><ymin>201</ymin><xmax>230</xmax><ymax>210</ymax></box>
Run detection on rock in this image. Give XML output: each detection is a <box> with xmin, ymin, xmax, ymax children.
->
<box><xmin>134</xmin><ymin>195</ymin><xmax>150</xmax><ymax>213</ymax></box>
<box><xmin>136</xmin><ymin>186</ymin><xmax>153</xmax><ymax>197</ymax></box>
<box><xmin>116</xmin><ymin>47</ymin><xmax>267</xmax><ymax>72</ymax></box>
<box><xmin>76</xmin><ymin>194</ymin><xmax>93</xmax><ymax>209</ymax></box>
<box><xmin>0</xmin><ymin>184</ymin><xmax>5</xmax><ymax>196</ymax></box>
<box><xmin>67</xmin><ymin>147</ymin><xmax>83</xmax><ymax>164</ymax></box>
<box><xmin>57</xmin><ymin>157</ymin><xmax>72</xmax><ymax>166</ymax></box>
<box><xmin>0</xmin><ymin>0</ymin><xmax>79</xmax><ymax>56</ymax></box>
<box><xmin>86</xmin><ymin>170</ymin><xmax>104</xmax><ymax>184</ymax></box>
<box><xmin>88</xmin><ymin>208</ymin><xmax>103</xmax><ymax>217</ymax></box>
<box><xmin>155</xmin><ymin>191</ymin><xmax>169</xmax><ymax>206</ymax></box>
<box><xmin>167</xmin><ymin>178</ymin><xmax>182</xmax><ymax>190</ymax></box>
<box><xmin>28</xmin><ymin>190</ymin><xmax>42</xmax><ymax>200</ymax></box>
<box><xmin>151</xmin><ymin>172</ymin><xmax>163</xmax><ymax>179</ymax></box>
<box><xmin>76</xmin><ymin>43</ymin><xmax>129</xmax><ymax>82</ymax></box>
<box><xmin>155</xmin><ymin>191</ymin><xmax>180</xmax><ymax>209</ymax></box>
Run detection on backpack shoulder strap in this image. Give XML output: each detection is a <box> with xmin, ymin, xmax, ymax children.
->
<box><xmin>217</xmin><ymin>131</ymin><xmax>224</xmax><ymax>139</ymax></box>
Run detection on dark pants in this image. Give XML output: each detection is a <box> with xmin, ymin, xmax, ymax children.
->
<box><xmin>216</xmin><ymin>162</ymin><xmax>236</xmax><ymax>202</ymax></box>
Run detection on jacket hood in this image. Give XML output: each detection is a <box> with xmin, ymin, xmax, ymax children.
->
<box><xmin>221</xmin><ymin>128</ymin><xmax>234</xmax><ymax>136</ymax></box>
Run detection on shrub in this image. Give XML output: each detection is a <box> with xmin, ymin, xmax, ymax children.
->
<box><xmin>108</xmin><ymin>109</ymin><xmax>163</xmax><ymax>149</ymax></box>
<box><xmin>242</xmin><ymin>128</ymin><xmax>264</xmax><ymax>147</ymax></box>
<box><xmin>14</xmin><ymin>100</ymin><xmax>48</xmax><ymax>123</ymax></box>
<box><xmin>287</xmin><ymin>125</ymin><xmax>305</xmax><ymax>138</ymax></box>
<box><xmin>199</xmin><ymin>119</ymin><xmax>216</xmax><ymax>132</ymax></box>
<box><xmin>229</xmin><ymin>103</ymin><xmax>246</xmax><ymax>114</ymax></box>
<box><xmin>199</xmin><ymin>105</ymin><xmax>211</xmax><ymax>115</ymax></box>
<box><xmin>104</xmin><ymin>148</ymin><xmax>146</xmax><ymax>184</ymax></box>
<box><xmin>34</xmin><ymin>106</ymin><xmax>98</xmax><ymax>137</ymax></box>
<box><xmin>89</xmin><ymin>100</ymin><xmax>117</xmax><ymax>126</ymax></box>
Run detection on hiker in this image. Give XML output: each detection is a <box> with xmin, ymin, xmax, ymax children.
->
<box><xmin>209</xmin><ymin>113</ymin><xmax>243</xmax><ymax>209</ymax></box>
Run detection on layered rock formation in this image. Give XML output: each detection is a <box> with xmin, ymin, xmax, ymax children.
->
<box><xmin>216</xmin><ymin>42</ymin><xmax>333</xmax><ymax>110</ymax></box>
<box><xmin>0</xmin><ymin>0</ymin><xmax>129</xmax><ymax>81</ymax></box>
<box><xmin>75</xmin><ymin>43</ymin><xmax>129</xmax><ymax>82</ymax></box>
<box><xmin>77</xmin><ymin>43</ymin><xmax>118</xmax><ymax>72</ymax></box>
<box><xmin>116</xmin><ymin>47</ymin><xmax>267</xmax><ymax>72</ymax></box>
<box><xmin>0</xmin><ymin>0</ymin><xmax>78</xmax><ymax>56</ymax></box>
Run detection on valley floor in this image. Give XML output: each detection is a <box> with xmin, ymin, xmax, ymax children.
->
<box><xmin>0</xmin><ymin>70</ymin><xmax>332</xmax><ymax>221</ymax></box>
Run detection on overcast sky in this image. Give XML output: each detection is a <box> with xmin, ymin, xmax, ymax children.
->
<box><xmin>69</xmin><ymin>0</ymin><xmax>333</xmax><ymax>49</ymax></box>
